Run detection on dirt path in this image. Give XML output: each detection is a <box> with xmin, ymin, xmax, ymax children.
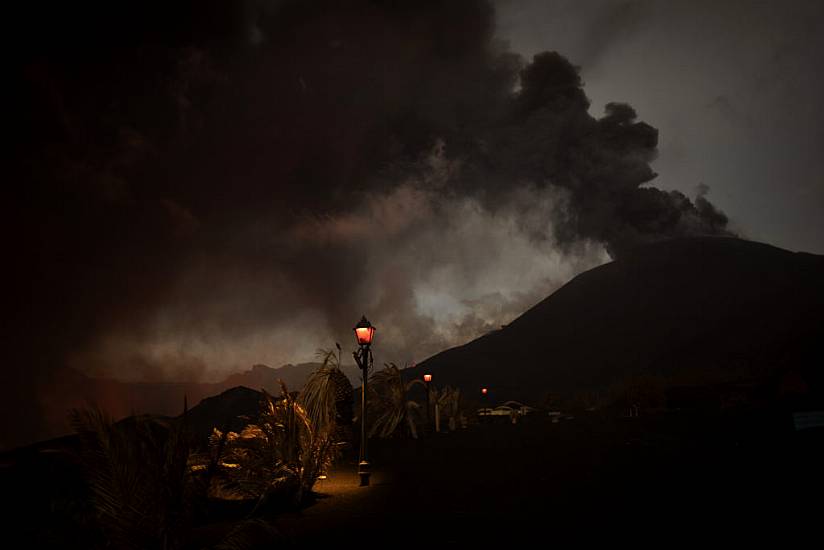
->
<box><xmin>271</xmin><ymin>413</ymin><xmax>821</xmax><ymax>546</ymax></box>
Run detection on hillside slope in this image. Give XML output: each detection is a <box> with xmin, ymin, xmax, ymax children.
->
<box><xmin>407</xmin><ymin>237</ymin><xmax>824</xmax><ymax>405</ymax></box>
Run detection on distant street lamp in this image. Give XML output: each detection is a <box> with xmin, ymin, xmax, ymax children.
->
<box><xmin>423</xmin><ymin>374</ymin><xmax>433</xmax><ymax>429</ymax></box>
<box><xmin>353</xmin><ymin>315</ymin><xmax>375</xmax><ymax>486</ymax></box>
<box><xmin>481</xmin><ymin>387</ymin><xmax>489</xmax><ymax>421</ymax></box>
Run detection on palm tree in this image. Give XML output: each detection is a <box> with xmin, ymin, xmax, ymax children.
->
<box><xmin>300</xmin><ymin>347</ymin><xmax>354</xmax><ymax>441</ymax></box>
<box><xmin>69</xmin><ymin>405</ymin><xmax>191</xmax><ymax>550</ymax></box>
<box><xmin>206</xmin><ymin>381</ymin><xmax>336</xmax><ymax>507</ymax></box>
<box><xmin>367</xmin><ymin>363</ymin><xmax>425</xmax><ymax>439</ymax></box>
<box><xmin>433</xmin><ymin>385</ymin><xmax>464</xmax><ymax>431</ymax></box>
<box><xmin>200</xmin><ymin>351</ymin><xmax>353</xmax><ymax>507</ymax></box>
<box><xmin>70</xmin><ymin>404</ymin><xmax>288</xmax><ymax>549</ymax></box>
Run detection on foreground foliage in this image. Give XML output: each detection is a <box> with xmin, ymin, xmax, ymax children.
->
<box><xmin>69</xmin><ymin>407</ymin><xmax>191</xmax><ymax>550</ymax></box>
<box><xmin>368</xmin><ymin>363</ymin><xmax>425</xmax><ymax>438</ymax></box>
<box><xmin>195</xmin><ymin>382</ymin><xmax>339</xmax><ymax>508</ymax></box>
<box><xmin>433</xmin><ymin>385</ymin><xmax>466</xmax><ymax>431</ymax></box>
<box><xmin>68</xmin><ymin>357</ymin><xmax>351</xmax><ymax>549</ymax></box>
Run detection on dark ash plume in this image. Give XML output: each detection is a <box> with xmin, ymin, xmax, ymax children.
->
<box><xmin>7</xmin><ymin>0</ymin><xmax>732</xmax><ymax>447</ymax></box>
<box><xmin>482</xmin><ymin>51</ymin><xmax>733</xmax><ymax>256</ymax></box>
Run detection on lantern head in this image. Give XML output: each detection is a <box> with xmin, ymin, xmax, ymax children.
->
<box><xmin>353</xmin><ymin>315</ymin><xmax>376</xmax><ymax>346</ymax></box>
<box><xmin>423</xmin><ymin>374</ymin><xmax>432</xmax><ymax>383</ymax></box>
<box><xmin>481</xmin><ymin>387</ymin><xmax>488</xmax><ymax>395</ymax></box>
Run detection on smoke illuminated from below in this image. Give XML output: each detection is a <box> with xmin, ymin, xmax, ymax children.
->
<box><xmin>70</xmin><ymin>168</ymin><xmax>609</xmax><ymax>383</ymax></box>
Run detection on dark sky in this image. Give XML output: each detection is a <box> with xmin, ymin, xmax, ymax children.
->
<box><xmin>5</xmin><ymin>0</ymin><xmax>823</xmax><ymax>446</ymax></box>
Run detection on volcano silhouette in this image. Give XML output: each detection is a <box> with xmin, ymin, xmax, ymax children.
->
<box><xmin>407</xmin><ymin>237</ymin><xmax>824</xmax><ymax>405</ymax></box>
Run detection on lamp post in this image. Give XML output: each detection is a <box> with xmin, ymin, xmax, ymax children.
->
<box><xmin>353</xmin><ymin>315</ymin><xmax>375</xmax><ymax>487</ymax></box>
<box><xmin>481</xmin><ymin>387</ymin><xmax>488</xmax><ymax>422</ymax></box>
<box><xmin>423</xmin><ymin>374</ymin><xmax>432</xmax><ymax>432</ymax></box>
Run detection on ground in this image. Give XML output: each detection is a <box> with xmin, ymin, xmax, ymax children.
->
<box><xmin>269</xmin><ymin>411</ymin><xmax>822</xmax><ymax>546</ymax></box>
<box><xmin>7</xmin><ymin>409</ymin><xmax>820</xmax><ymax>547</ymax></box>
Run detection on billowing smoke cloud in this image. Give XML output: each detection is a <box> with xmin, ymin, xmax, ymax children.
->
<box><xmin>496</xmin><ymin>0</ymin><xmax>824</xmax><ymax>254</ymax></box>
<box><xmin>7</xmin><ymin>0</ymin><xmax>730</xmax><ymax>446</ymax></box>
<box><xmin>69</xmin><ymin>145</ymin><xmax>609</xmax><ymax>383</ymax></box>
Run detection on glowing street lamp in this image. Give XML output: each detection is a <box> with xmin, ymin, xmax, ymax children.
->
<box><xmin>423</xmin><ymin>374</ymin><xmax>433</xmax><ymax>429</ymax></box>
<box><xmin>353</xmin><ymin>315</ymin><xmax>375</xmax><ymax>486</ymax></box>
<box><xmin>354</xmin><ymin>317</ymin><xmax>376</xmax><ymax>346</ymax></box>
<box><xmin>481</xmin><ymin>387</ymin><xmax>489</xmax><ymax>421</ymax></box>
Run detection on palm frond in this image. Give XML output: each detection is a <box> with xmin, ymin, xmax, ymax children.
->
<box><xmin>69</xmin><ymin>404</ymin><xmax>192</xmax><ymax>550</ymax></box>
<box><xmin>367</xmin><ymin>363</ymin><xmax>423</xmax><ymax>439</ymax></box>
<box><xmin>299</xmin><ymin>364</ymin><xmax>338</xmax><ymax>437</ymax></box>
<box><xmin>210</xmin><ymin>377</ymin><xmax>339</xmax><ymax>505</ymax></box>
<box><xmin>314</xmin><ymin>347</ymin><xmax>340</xmax><ymax>370</ymax></box>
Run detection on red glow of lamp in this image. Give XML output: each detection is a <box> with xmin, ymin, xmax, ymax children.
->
<box><xmin>353</xmin><ymin>316</ymin><xmax>376</xmax><ymax>346</ymax></box>
<box><xmin>481</xmin><ymin>387</ymin><xmax>488</xmax><ymax>395</ymax></box>
<box><xmin>423</xmin><ymin>374</ymin><xmax>432</xmax><ymax>383</ymax></box>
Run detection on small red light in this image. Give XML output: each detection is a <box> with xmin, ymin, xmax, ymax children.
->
<box><xmin>423</xmin><ymin>374</ymin><xmax>432</xmax><ymax>383</ymax></box>
<box><xmin>481</xmin><ymin>388</ymin><xmax>488</xmax><ymax>395</ymax></box>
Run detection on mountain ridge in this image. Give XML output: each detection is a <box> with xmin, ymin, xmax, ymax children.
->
<box><xmin>31</xmin><ymin>361</ymin><xmax>362</xmax><ymax>450</ymax></box>
<box><xmin>406</xmin><ymin>237</ymin><xmax>824</xmax><ymax>405</ymax></box>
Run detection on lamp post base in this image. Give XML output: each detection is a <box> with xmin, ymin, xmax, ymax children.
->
<box><xmin>358</xmin><ymin>460</ymin><xmax>371</xmax><ymax>487</ymax></box>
